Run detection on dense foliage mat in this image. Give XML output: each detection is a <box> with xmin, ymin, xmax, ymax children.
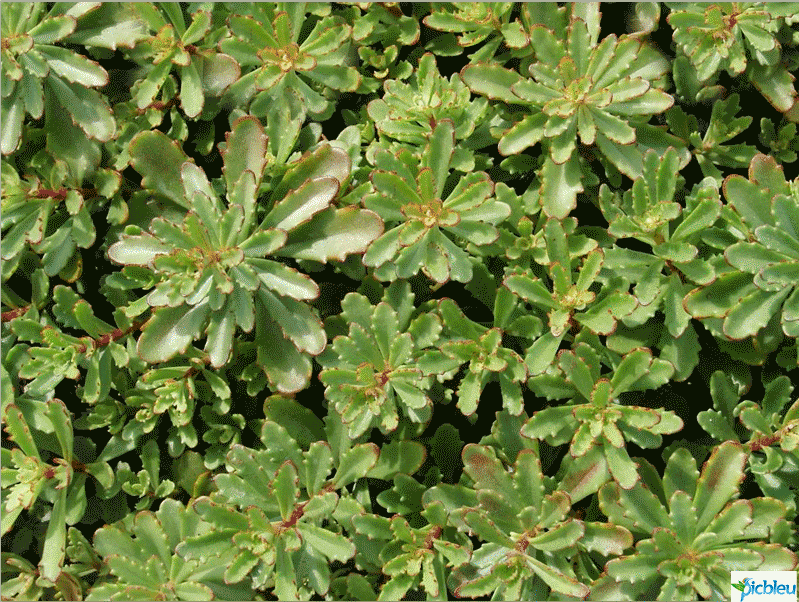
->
<box><xmin>2</xmin><ymin>2</ymin><xmax>799</xmax><ymax>600</ymax></box>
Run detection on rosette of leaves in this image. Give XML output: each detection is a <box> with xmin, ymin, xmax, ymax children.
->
<box><xmin>668</xmin><ymin>3</ymin><xmax>785</xmax><ymax>80</ymax></box>
<box><xmin>2</xmin><ymin>538</ymin><xmax>89</xmax><ymax>602</ymax></box>
<box><xmin>1</xmin><ymin>2</ymin><xmax>118</xmax><ymax>155</ymax></box>
<box><xmin>9</xmin><ymin>286</ymin><xmax>143</xmax><ymax>402</ymax></box>
<box><xmin>595</xmin><ymin>442</ymin><xmax>798</xmax><ymax>601</ymax></box>
<box><xmin>418</xmin><ymin>293</ymin><xmax>528</xmax><ymax>417</ymax></box>
<box><xmin>125</xmin><ymin>5</ymin><xmax>240</xmax><ymax>118</ymax></box>
<box><xmin>2</xmin><ymin>399</ymin><xmax>113</xmax><ymax>584</ymax></box>
<box><xmin>462</xmin><ymin>3</ymin><xmax>680</xmax><ymax>218</ymax></box>
<box><xmin>1</xmin><ymin>149</ymin><xmax>122</xmax><ymax>284</ymax></box>
<box><xmin>698</xmin><ymin>370</ymin><xmax>799</xmax><ymax>512</ymax></box>
<box><xmin>684</xmin><ymin>154</ymin><xmax>799</xmax><ymax>340</ymax></box>
<box><xmin>318</xmin><ymin>281</ymin><xmax>444</xmax><ymax>438</ymax></box>
<box><xmin>367</xmin><ymin>53</ymin><xmax>489</xmax><ymax>156</ymax></box>
<box><xmin>598</xmin><ymin>150</ymin><xmax>726</xmax><ymax>379</ymax></box>
<box><xmin>174</xmin><ymin>397</ymin><xmax>427</xmax><ymax>599</ymax></box>
<box><xmin>504</xmin><ymin>218</ymin><xmax>638</xmax><ymax>375</ymax></box>
<box><xmin>351</xmin><ymin>505</ymin><xmax>472</xmax><ymax>601</ymax></box>
<box><xmin>177</xmin><ymin>419</ymin><xmax>375</xmax><ymax>599</ymax></box>
<box><xmin>425</xmin><ymin>443</ymin><xmax>632</xmax><ymax>600</ymax></box>
<box><xmin>523</xmin><ymin>345</ymin><xmax>681</xmax><ymax>492</ymax></box>
<box><xmin>600</xmin><ymin>147</ymin><xmax>695</xmax><ymax>257</ymax></box>
<box><xmin>499</xmin><ymin>205</ymin><xmax>594</xmax><ymax>270</ymax></box>
<box><xmin>423</xmin><ymin>3</ymin><xmax>518</xmax><ymax>60</ymax></box>
<box><xmin>220</xmin><ymin>3</ymin><xmax>360</xmax><ymax>119</ymax></box>
<box><xmin>363</xmin><ymin>120</ymin><xmax>510</xmax><ymax>284</ymax></box>
<box><xmin>1</xmin><ymin>553</ymin><xmax>45</xmax><ymax>602</ymax></box>
<box><xmin>86</xmin><ymin>498</ymin><xmax>255</xmax><ymax>601</ymax></box>
<box><xmin>115</xmin><ymin>353</ymin><xmax>241</xmax><ymax>463</ymax></box>
<box><xmin>667</xmin><ymin>2</ymin><xmax>799</xmax><ymax>120</ymax></box>
<box><xmin>665</xmin><ymin>95</ymin><xmax>758</xmax><ymax>182</ymax></box>
<box><xmin>2</xmin><ymin>54</ymin><xmax>123</xmax><ymax>289</ymax></box>
<box><xmin>110</xmin><ymin>439</ymin><xmax>175</xmax><ymax>511</ymax></box>
<box><xmin>759</xmin><ymin>118</ymin><xmax>799</xmax><ymax>163</ymax></box>
<box><xmin>106</xmin><ymin>116</ymin><xmax>382</xmax><ymax>393</ymax></box>
<box><xmin>342</xmin><ymin>2</ymin><xmax>419</xmax><ymax>88</ymax></box>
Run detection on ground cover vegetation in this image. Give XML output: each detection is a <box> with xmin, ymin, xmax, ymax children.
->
<box><xmin>2</xmin><ymin>2</ymin><xmax>799</xmax><ymax>600</ymax></box>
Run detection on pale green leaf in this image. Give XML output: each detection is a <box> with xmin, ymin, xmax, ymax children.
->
<box><xmin>296</xmin><ymin>523</ymin><xmax>355</xmax><ymax>562</ymax></box>
<box><xmin>279</xmin><ymin>207</ymin><xmax>384</xmax><ymax>263</ymax></box>
<box><xmin>693</xmin><ymin>442</ymin><xmax>747</xmax><ymax>532</ymax></box>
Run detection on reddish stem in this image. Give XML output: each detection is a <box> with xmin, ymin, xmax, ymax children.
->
<box><xmin>282</xmin><ymin>503</ymin><xmax>306</xmax><ymax>530</ymax></box>
<box><xmin>139</xmin><ymin>98</ymin><xmax>178</xmax><ymax>113</ymax></box>
<box><xmin>749</xmin><ymin>435</ymin><xmax>780</xmax><ymax>452</ymax></box>
<box><xmin>33</xmin><ymin>188</ymin><xmax>68</xmax><ymax>200</ymax></box>
<box><xmin>30</xmin><ymin>186</ymin><xmax>98</xmax><ymax>201</ymax></box>
<box><xmin>1</xmin><ymin>306</ymin><xmax>30</xmax><ymax>323</ymax></box>
<box><xmin>76</xmin><ymin>319</ymin><xmax>146</xmax><ymax>354</ymax></box>
<box><xmin>423</xmin><ymin>525</ymin><xmax>442</xmax><ymax>549</ymax></box>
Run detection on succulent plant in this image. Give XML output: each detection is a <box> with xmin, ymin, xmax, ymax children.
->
<box><xmin>125</xmin><ymin>5</ymin><xmax>240</xmax><ymax>118</ymax></box>
<box><xmin>177</xmin><ymin>406</ymin><xmax>426</xmax><ymax>600</ymax></box>
<box><xmin>419</xmin><ymin>292</ymin><xmax>528</xmax><ymax>417</ymax></box>
<box><xmin>106</xmin><ymin>116</ymin><xmax>382</xmax><ymax>393</ymax></box>
<box><xmin>698</xmin><ymin>370</ymin><xmax>799</xmax><ymax>513</ymax></box>
<box><xmin>1</xmin><ymin>3</ymin><xmax>122</xmax><ymax>154</ymax></box>
<box><xmin>363</xmin><ymin>120</ymin><xmax>510</xmax><ymax>283</ymax></box>
<box><xmin>504</xmin><ymin>217</ymin><xmax>639</xmax><ymax>374</ymax></box>
<box><xmin>523</xmin><ymin>346</ymin><xmax>681</xmax><ymax>492</ymax></box>
<box><xmin>1</xmin><ymin>164</ymin><xmax>118</xmax><ymax>307</ymax></box>
<box><xmin>668</xmin><ymin>2</ymin><xmax>799</xmax><ymax>119</ymax></box>
<box><xmin>462</xmin><ymin>3</ymin><xmax>685</xmax><ymax>217</ymax></box>
<box><xmin>220</xmin><ymin>3</ymin><xmax>360</xmax><ymax>119</ymax></box>
<box><xmin>423</xmin><ymin>2</ymin><xmax>517</xmax><ymax>58</ymax></box>
<box><xmin>4</xmin><ymin>4</ymin><xmax>799</xmax><ymax>601</ymax></box>
<box><xmin>343</xmin><ymin>2</ymin><xmax>419</xmax><ymax>87</ymax></box>
<box><xmin>596</xmin><ymin>442</ymin><xmax>797</xmax><ymax>601</ymax></box>
<box><xmin>425</xmin><ymin>443</ymin><xmax>632</xmax><ymax>600</ymax></box>
<box><xmin>684</xmin><ymin>154</ymin><xmax>799</xmax><ymax>340</ymax></box>
<box><xmin>2</xmin><ymin>398</ymin><xmax>113</xmax><ymax>582</ymax></box>
<box><xmin>759</xmin><ymin>117</ymin><xmax>799</xmax><ymax>163</ymax></box>
<box><xmin>352</xmin><ymin>509</ymin><xmax>472</xmax><ymax>601</ymax></box>
<box><xmin>319</xmin><ymin>281</ymin><xmax>444</xmax><ymax>438</ymax></box>
<box><xmin>666</xmin><ymin>94</ymin><xmax>758</xmax><ymax>181</ymax></box>
<box><xmin>367</xmin><ymin>53</ymin><xmax>489</xmax><ymax>149</ymax></box>
<box><xmin>88</xmin><ymin>498</ymin><xmax>256</xmax><ymax>601</ymax></box>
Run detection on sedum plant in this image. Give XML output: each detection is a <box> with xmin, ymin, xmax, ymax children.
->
<box><xmin>668</xmin><ymin>2</ymin><xmax>799</xmax><ymax>120</ymax></box>
<box><xmin>596</xmin><ymin>442</ymin><xmax>796</xmax><ymax>601</ymax></box>
<box><xmin>462</xmin><ymin>3</ymin><xmax>686</xmax><ymax>217</ymax></box>
<box><xmin>3</xmin><ymin>3</ymin><xmax>799</xmax><ymax>601</ymax></box>
<box><xmin>698</xmin><ymin>370</ymin><xmax>799</xmax><ymax>513</ymax></box>
<box><xmin>425</xmin><ymin>442</ymin><xmax>632</xmax><ymax>600</ymax></box>
<box><xmin>367</xmin><ymin>52</ymin><xmax>488</xmax><ymax>149</ymax></box>
<box><xmin>684</xmin><ymin>154</ymin><xmax>799</xmax><ymax>341</ymax></box>
<box><xmin>125</xmin><ymin>4</ymin><xmax>240</xmax><ymax>119</ymax></box>
<box><xmin>318</xmin><ymin>281</ymin><xmax>444</xmax><ymax>438</ymax></box>
<box><xmin>419</xmin><ymin>292</ymin><xmax>528</xmax><ymax>417</ymax></box>
<box><xmin>220</xmin><ymin>3</ymin><xmax>360</xmax><ymax>119</ymax></box>
<box><xmin>1</xmin><ymin>3</ymin><xmax>119</xmax><ymax>155</ymax></box>
<box><xmin>106</xmin><ymin>116</ymin><xmax>382</xmax><ymax>393</ymax></box>
<box><xmin>351</xmin><ymin>509</ymin><xmax>471</xmax><ymax>601</ymax></box>
<box><xmin>342</xmin><ymin>2</ymin><xmax>419</xmax><ymax>88</ymax></box>
<box><xmin>2</xmin><ymin>397</ymin><xmax>113</xmax><ymax>584</ymax></box>
<box><xmin>363</xmin><ymin>119</ymin><xmax>510</xmax><ymax>284</ymax></box>
<box><xmin>504</xmin><ymin>217</ymin><xmax>639</xmax><ymax>375</ymax></box>
<box><xmin>523</xmin><ymin>345</ymin><xmax>681</xmax><ymax>491</ymax></box>
<box><xmin>88</xmin><ymin>498</ymin><xmax>256</xmax><ymax>601</ymax></box>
